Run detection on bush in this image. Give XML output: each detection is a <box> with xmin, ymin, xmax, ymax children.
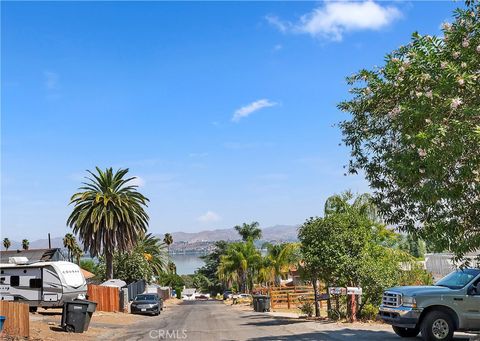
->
<box><xmin>359</xmin><ymin>303</ymin><xmax>379</xmax><ymax>321</ymax></box>
<box><xmin>298</xmin><ymin>297</ymin><xmax>314</xmax><ymax>317</ymax></box>
<box><xmin>175</xmin><ymin>288</ymin><xmax>182</xmax><ymax>299</ymax></box>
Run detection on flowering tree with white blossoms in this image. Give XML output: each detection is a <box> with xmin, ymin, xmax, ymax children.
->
<box><xmin>338</xmin><ymin>2</ymin><xmax>480</xmax><ymax>261</ymax></box>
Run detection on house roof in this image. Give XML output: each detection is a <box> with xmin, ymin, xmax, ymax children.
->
<box><xmin>0</xmin><ymin>248</ymin><xmax>64</xmax><ymax>263</ymax></box>
<box><xmin>80</xmin><ymin>268</ymin><xmax>95</xmax><ymax>279</ymax></box>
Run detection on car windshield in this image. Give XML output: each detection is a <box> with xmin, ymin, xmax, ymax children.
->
<box><xmin>135</xmin><ymin>295</ymin><xmax>157</xmax><ymax>301</ymax></box>
<box><xmin>435</xmin><ymin>269</ymin><xmax>480</xmax><ymax>289</ymax></box>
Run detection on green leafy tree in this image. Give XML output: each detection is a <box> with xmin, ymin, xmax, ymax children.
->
<box><xmin>3</xmin><ymin>238</ymin><xmax>11</xmax><ymax>251</ymax></box>
<box><xmin>197</xmin><ymin>240</ymin><xmax>229</xmax><ymax>294</ymax></box>
<box><xmin>67</xmin><ymin>167</ymin><xmax>149</xmax><ymax>279</ymax></box>
<box><xmin>22</xmin><ymin>239</ymin><xmax>29</xmax><ymax>250</ymax></box>
<box><xmin>234</xmin><ymin>222</ymin><xmax>262</xmax><ymax>242</ymax></box>
<box><xmin>299</xmin><ymin>192</ymin><xmax>431</xmax><ymax>319</ymax></box>
<box><xmin>80</xmin><ymin>259</ymin><xmax>97</xmax><ymax>273</ymax></box>
<box><xmin>399</xmin><ymin>234</ymin><xmax>427</xmax><ymax>259</ymax></box>
<box><xmin>163</xmin><ymin>233</ymin><xmax>173</xmax><ymax>252</ymax></box>
<box><xmin>113</xmin><ymin>251</ymin><xmax>153</xmax><ymax>283</ymax></box>
<box><xmin>338</xmin><ymin>3</ymin><xmax>480</xmax><ymax>260</ymax></box>
<box><xmin>158</xmin><ymin>273</ymin><xmax>184</xmax><ymax>288</ymax></box>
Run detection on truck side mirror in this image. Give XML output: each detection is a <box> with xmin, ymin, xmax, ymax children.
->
<box><xmin>467</xmin><ymin>283</ymin><xmax>480</xmax><ymax>295</ymax></box>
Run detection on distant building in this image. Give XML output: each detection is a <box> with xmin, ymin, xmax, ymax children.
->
<box><xmin>0</xmin><ymin>248</ymin><xmax>65</xmax><ymax>263</ymax></box>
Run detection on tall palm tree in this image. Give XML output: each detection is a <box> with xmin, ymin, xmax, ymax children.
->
<box><xmin>234</xmin><ymin>222</ymin><xmax>262</xmax><ymax>242</ymax></box>
<box><xmin>63</xmin><ymin>233</ymin><xmax>77</xmax><ymax>262</ymax></box>
<box><xmin>67</xmin><ymin>167</ymin><xmax>149</xmax><ymax>280</ymax></box>
<box><xmin>22</xmin><ymin>239</ymin><xmax>29</xmax><ymax>250</ymax></box>
<box><xmin>71</xmin><ymin>244</ymin><xmax>83</xmax><ymax>265</ymax></box>
<box><xmin>163</xmin><ymin>233</ymin><xmax>173</xmax><ymax>253</ymax></box>
<box><xmin>217</xmin><ymin>241</ymin><xmax>262</xmax><ymax>293</ymax></box>
<box><xmin>264</xmin><ymin>242</ymin><xmax>300</xmax><ymax>286</ymax></box>
<box><xmin>137</xmin><ymin>233</ymin><xmax>169</xmax><ymax>277</ymax></box>
<box><xmin>3</xmin><ymin>238</ymin><xmax>11</xmax><ymax>251</ymax></box>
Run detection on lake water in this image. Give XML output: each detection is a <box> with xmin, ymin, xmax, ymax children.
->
<box><xmin>171</xmin><ymin>253</ymin><xmax>206</xmax><ymax>275</ymax></box>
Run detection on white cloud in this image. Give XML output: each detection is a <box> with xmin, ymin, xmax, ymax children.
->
<box><xmin>197</xmin><ymin>211</ymin><xmax>221</xmax><ymax>223</ymax></box>
<box><xmin>232</xmin><ymin>99</ymin><xmax>277</xmax><ymax>122</ymax></box>
<box><xmin>43</xmin><ymin>71</ymin><xmax>60</xmax><ymax>90</ymax></box>
<box><xmin>130</xmin><ymin>176</ymin><xmax>145</xmax><ymax>187</ymax></box>
<box><xmin>267</xmin><ymin>1</ymin><xmax>402</xmax><ymax>41</ymax></box>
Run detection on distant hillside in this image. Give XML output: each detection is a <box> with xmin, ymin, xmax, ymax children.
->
<box><xmin>1</xmin><ymin>225</ymin><xmax>299</xmax><ymax>252</ymax></box>
<box><xmin>167</xmin><ymin>225</ymin><xmax>299</xmax><ymax>243</ymax></box>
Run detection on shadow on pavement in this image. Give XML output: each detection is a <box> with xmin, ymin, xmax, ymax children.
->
<box><xmin>246</xmin><ymin>329</ymin><xmax>475</xmax><ymax>341</ymax></box>
<box><xmin>243</xmin><ymin>318</ymin><xmax>306</xmax><ymax>327</ymax></box>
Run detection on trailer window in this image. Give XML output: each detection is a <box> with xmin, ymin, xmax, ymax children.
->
<box><xmin>30</xmin><ymin>278</ymin><xmax>42</xmax><ymax>288</ymax></box>
<box><xmin>10</xmin><ymin>276</ymin><xmax>19</xmax><ymax>287</ymax></box>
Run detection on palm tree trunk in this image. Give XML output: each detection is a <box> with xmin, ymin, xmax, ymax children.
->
<box><xmin>105</xmin><ymin>250</ymin><xmax>114</xmax><ymax>280</ymax></box>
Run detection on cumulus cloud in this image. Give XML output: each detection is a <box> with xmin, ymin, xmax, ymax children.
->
<box><xmin>232</xmin><ymin>99</ymin><xmax>277</xmax><ymax>122</ymax></box>
<box><xmin>197</xmin><ymin>211</ymin><xmax>221</xmax><ymax>223</ymax></box>
<box><xmin>266</xmin><ymin>1</ymin><xmax>402</xmax><ymax>41</ymax></box>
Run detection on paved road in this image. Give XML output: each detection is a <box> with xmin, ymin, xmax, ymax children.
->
<box><xmin>117</xmin><ymin>300</ymin><xmax>479</xmax><ymax>341</ymax></box>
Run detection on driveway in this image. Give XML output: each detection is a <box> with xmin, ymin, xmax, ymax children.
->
<box><xmin>118</xmin><ymin>300</ymin><xmax>479</xmax><ymax>341</ymax></box>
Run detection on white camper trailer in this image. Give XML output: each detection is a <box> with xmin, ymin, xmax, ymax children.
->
<box><xmin>0</xmin><ymin>258</ymin><xmax>87</xmax><ymax>311</ymax></box>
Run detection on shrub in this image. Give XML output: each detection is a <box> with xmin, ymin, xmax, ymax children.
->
<box><xmin>298</xmin><ymin>297</ymin><xmax>314</xmax><ymax>317</ymax></box>
<box><xmin>175</xmin><ymin>287</ymin><xmax>182</xmax><ymax>299</ymax></box>
<box><xmin>359</xmin><ymin>303</ymin><xmax>379</xmax><ymax>321</ymax></box>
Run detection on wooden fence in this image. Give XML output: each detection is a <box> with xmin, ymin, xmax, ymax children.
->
<box><xmin>87</xmin><ymin>284</ymin><xmax>120</xmax><ymax>312</ymax></box>
<box><xmin>255</xmin><ymin>285</ymin><xmax>328</xmax><ymax>310</ymax></box>
<box><xmin>0</xmin><ymin>301</ymin><xmax>29</xmax><ymax>338</ymax></box>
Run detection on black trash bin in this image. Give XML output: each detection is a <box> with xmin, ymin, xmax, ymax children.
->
<box><xmin>61</xmin><ymin>300</ymin><xmax>97</xmax><ymax>333</ymax></box>
<box><xmin>252</xmin><ymin>296</ymin><xmax>258</xmax><ymax>312</ymax></box>
<box><xmin>253</xmin><ymin>295</ymin><xmax>270</xmax><ymax>312</ymax></box>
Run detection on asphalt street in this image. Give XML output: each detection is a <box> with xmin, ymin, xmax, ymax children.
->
<box><xmin>117</xmin><ymin>300</ymin><xmax>479</xmax><ymax>341</ymax></box>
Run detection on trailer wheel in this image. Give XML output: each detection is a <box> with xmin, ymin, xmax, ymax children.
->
<box><xmin>29</xmin><ymin>306</ymin><xmax>38</xmax><ymax>313</ymax></box>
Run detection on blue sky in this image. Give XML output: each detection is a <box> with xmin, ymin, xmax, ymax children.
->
<box><xmin>1</xmin><ymin>1</ymin><xmax>458</xmax><ymax>241</ymax></box>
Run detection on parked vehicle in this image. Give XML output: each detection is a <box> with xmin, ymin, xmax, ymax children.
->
<box><xmin>130</xmin><ymin>293</ymin><xmax>163</xmax><ymax>316</ymax></box>
<box><xmin>223</xmin><ymin>290</ymin><xmax>232</xmax><ymax>300</ymax></box>
<box><xmin>379</xmin><ymin>268</ymin><xmax>480</xmax><ymax>341</ymax></box>
<box><xmin>195</xmin><ymin>293</ymin><xmax>209</xmax><ymax>300</ymax></box>
<box><xmin>182</xmin><ymin>288</ymin><xmax>196</xmax><ymax>301</ymax></box>
<box><xmin>0</xmin><ymin>258</ymin><xmax>87</xmax><ymax>312</ymax></box>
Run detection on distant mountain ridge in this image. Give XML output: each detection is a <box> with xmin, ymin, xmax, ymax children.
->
<box><xmin>166</xmin><ymin>225</ymin><xmax>299</xmax><ymax>243</ymax></box>
<box><xmin>2</xmin><ymin>225</ymin><xmax>299</xmax><ymax>251</ymax></box>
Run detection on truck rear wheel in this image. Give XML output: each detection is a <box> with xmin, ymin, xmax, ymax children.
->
<box><xmin>392</xmin><ymin>326</ymin><xmax>420</xmax><ymax>337</ymax></box>
<box><xmin>421</xmin><ymin>311</ymin><xmax>454</xmax><ymax>341</ymax></box>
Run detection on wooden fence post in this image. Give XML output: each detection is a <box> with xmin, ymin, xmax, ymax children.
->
<box><xmin>287</xmin><ymin>293</ymin><xmax>291</xmax><ymax>310</ymax></box>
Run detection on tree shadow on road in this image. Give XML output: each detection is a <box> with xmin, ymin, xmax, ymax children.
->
<box><xmin>246</xmin><ymin>328</ymin><xmax>475</xmax><ymax>341</ymax></box>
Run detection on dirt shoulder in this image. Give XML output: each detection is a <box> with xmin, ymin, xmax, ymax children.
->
<box><xmin>28</xmin><ymin>298</ymin><xmax>183</xmax><ymax>340</ymax></box>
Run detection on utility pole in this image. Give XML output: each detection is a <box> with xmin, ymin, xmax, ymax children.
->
<box><xmin>48</xmin><ymin>233</ymin><xmax>51</xmax><ymax>249</ymax></box>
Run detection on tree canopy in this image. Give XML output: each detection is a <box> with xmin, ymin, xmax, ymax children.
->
<box><xmin>67</xmin><ymin>167</ymin><xmax>149</xmax><ymax>279</ymax></box>
<box><xmin>338</xmin><ymin>3</ymin><xmax>480</xmax><ymax>259</ymax></box>
<box><xmin>234</xmin><ymin>222</ymin><xmax>262</xmax><ymax>242</ymax></box>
